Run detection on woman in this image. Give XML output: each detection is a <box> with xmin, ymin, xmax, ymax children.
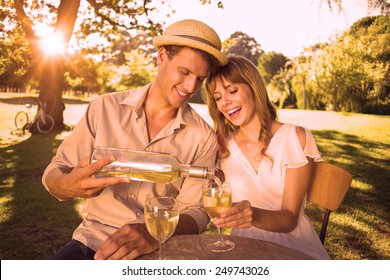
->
<box><xmin>204</xmin><ymin>55</ymin><xmax>330</xmax><ymax>259</ymax></box>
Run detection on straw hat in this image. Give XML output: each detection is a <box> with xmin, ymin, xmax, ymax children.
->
<box><xmin>153</xmin><ymin>19</ymin><xmax>228</xmax><ymax>66</ymax></box>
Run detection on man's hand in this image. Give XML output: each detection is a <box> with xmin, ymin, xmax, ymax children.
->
<box><xmin>94</xmin><ymin>223</ymin><xmax>159</xmax><ymax>260</ymax></box>
<box><xmin>45</xmin><ymin>156</ymin><xmax>130</xmax><ymax>200</ymax></box>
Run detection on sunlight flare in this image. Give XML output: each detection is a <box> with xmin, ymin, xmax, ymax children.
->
<box><xmin>40</xmin><ymin>32</ymin><xmax>66</xmax><ymax>56</ymax></box>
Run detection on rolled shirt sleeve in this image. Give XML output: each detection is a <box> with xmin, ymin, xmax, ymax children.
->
<box><xmin>42</xmin><ymin>84</ymin><xmax>217</xmax><ymax>250</ymax></box>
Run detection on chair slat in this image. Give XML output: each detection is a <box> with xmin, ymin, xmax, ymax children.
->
<box><xmin>307</xmin><ymin>162</ymin><xmax>352</xmax><ymax>243</ymax></box>
<box><xmin>307</xmin><ymin>162</ymin><xmax>352</xmax><ymax>211</ymax></box>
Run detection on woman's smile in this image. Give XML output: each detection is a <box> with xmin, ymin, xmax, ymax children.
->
<box><xmin>226</xmin><ymin>106</ymin><xmax>242</xmax><ymax>119</ymax></box>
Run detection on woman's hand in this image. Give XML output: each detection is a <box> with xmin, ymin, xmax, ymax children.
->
<box><xmin>213</xmin><ymin>200</ymin><xmax>253</xmax><ymax>229</ymax></box>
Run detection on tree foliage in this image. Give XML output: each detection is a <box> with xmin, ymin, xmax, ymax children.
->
<box><xmin>118</xmin><ymin>49</ymin><xmax>157</xmax><ymax>91</ymax></box>
<box><xmin>1</xmin><ymin>0</ymin><xmax>389</xmax><ymax>120</ymax></box>
<box><xmin>0</xmin><ymin>26</ymin><xmax>32</xmax><ymax>91</ymax></box>
<box><xmin>222</xmin><ymin>31</ymin><xmax>263</xmax><ymax>66</ymax></box>
<box><xmin>304</xmin><ymin>15</ymin><xmax>389</xmax><ymax>113</ymax></box>
<box><xmin>259</xmin><ymin>14</ymin><xmax>389</xmax><ymax>114</ymax></box>
<box><xmin>322</xmin><ymin>0</ymin><xmax>389</xmax><ymax>15</ymax></box>
<box><xmin>257</xmin><ymin>52</ymin><xmax>289</xmax><ymax>84</ymax></box>
<box><xmin>0</xmin><ymin>0</ymin><xmax>174</xmax><ymax>131</ymax></box>
<box><xmin>64</xmin><ymin>54</ymin><xmax>101</xmax><ymax>95</ymax></box>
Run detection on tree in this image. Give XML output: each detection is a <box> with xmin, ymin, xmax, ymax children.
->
<box><xmin>118</xmin><ymin>49</ymin><xmax>157</xmax><ymax>91</ymax></box>
<box><xmin>257</xmin><ymin>52</ymin><xmax>289</xmax><ymax>84</ymax></box>
<box><xmin>3</xmin><ymin>0</ymin><xmax>224</xmax><ymax>132</ymax></box>
<box><xmin>222</xmin><ymin>31</ymin><xmax>263</xmax><ymax>65</ymax></box>
<box><xmin>2</xmin><ymin>0</ymin><xmax>172</xmax><ymax>132</ymax></box>
<box><xmin>304</xmin><ymin>15</ymin><xmax>389</xmax><ymax>113</ymax></box>
<box><xmin>0</xmin><ymin>26</ymin><xmax>32</xmax><ymax>92</ymax></box>
<box><xmin>64</xmin><ymin>54</ymin><xmax>101</xmax><ymax>96</ymax></box>
<box><xmin>321</xmin><ymin>0</ymin><xmax>389</xmax><ymax>15</ymax></box>
<box><xmin>367</xmin><ymin>0</ymin><xmax>390</xmax><ymax>14</ymax></box>
<box><xmin>8</xmin><ymin>0</ymin><xmax>81</xmax><ymax>132</ymax></box>
<box><xmin>346</xmin><ymin>15</ymin><xmax>390</xmax><ymax>113</ymax></box>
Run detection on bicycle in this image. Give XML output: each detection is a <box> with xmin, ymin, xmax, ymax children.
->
<box><xmin>14</xmin><ymin>99</ymin><xmax>55</xmax><ymax>134</ymax></box>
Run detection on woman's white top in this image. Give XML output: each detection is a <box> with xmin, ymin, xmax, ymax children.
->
<box><xmin>221</xmin><ymin>123</ymin><xmax>330</xmax><ymax>259</ymax></box>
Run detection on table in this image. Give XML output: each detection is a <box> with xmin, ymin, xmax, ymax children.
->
<box><xmin>138</xmin><ymin>234</ymin><xmax>314</xmax><ymax>260</ymax></box>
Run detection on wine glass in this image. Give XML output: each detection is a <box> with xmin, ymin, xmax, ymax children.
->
<box><xmin>202</xmin><ymin>180</ymin><xmax>235</xmax><ymax>252</ymax></box>
<box><xmin>144</xmin><ymin>196</ymin><xmax>179</xmax><ymax>260</ymax></box>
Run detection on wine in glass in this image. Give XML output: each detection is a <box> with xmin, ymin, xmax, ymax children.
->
<box><xmin>144</xmin><ymin>196</ymin><xmax>179</xmax><ymax>260</ymax></box>
<box><xmin>202</xmin><ymin>180</ymin><xmax>235</xmax><ymax>252</ymax></box>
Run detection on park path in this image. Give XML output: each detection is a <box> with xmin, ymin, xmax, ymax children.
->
<box><xmin>2</xmin><ymin>92</ymin><xmax>386</xmax><ymax>144</ymax></box>
<box><xmin>63</xmin><ymin>102</ymin><xmax>351</xmax><ymax>131</ymax></box>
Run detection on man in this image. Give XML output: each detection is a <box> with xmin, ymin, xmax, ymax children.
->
<box><xmin>42</xmin><ymin>19</ymin><xmax>227</xmax><ymax>260</ymax></box>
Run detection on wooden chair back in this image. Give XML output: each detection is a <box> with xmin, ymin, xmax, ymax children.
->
<box><xmin>307</xmin><ymin>162</ymin><xmax>352</xmax><ymax>244</ymax></box>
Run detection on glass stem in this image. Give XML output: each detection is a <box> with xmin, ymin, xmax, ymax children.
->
<box><xmin>159</xmin><ymin>241</ymin><xmax>165</xmax><ymax>260</ymax></box>
<box><xmin>217</xmin><ymin>226</ymin><xmax>225</xmax><ymax>244</ymax></box>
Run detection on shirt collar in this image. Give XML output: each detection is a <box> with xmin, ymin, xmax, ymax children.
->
<box><xmin>177</xmin><ymin>103</ymin><xmax>199</xmax><ymax>127</ymax></box>
<box><xmin>119</xmin><ymin>83</ymin><xmax>199</xmax><ymax>127</ymax></box>
<box><xmin>119</xmin><ymin>84</ymin><xmax>150</xmax><ymax>117</ymax></box>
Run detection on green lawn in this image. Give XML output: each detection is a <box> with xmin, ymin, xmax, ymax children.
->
<box><xmin>0</xmin><ymin>93</ymin><xmax>389</xmax><ymax>259</ymax></box>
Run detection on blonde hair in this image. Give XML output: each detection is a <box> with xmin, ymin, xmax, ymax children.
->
<box><xmin>205</xmin><ymin>55</ymin><xmax>277</xmax><ymax>159</ymax></box>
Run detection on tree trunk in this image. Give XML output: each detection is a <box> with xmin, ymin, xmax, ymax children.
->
<box><xmin>302</xmin><ymin>75</ymin><xmax>306</xmax><ymax>110</ymax></box>
<box><xmin>332</xmin><ymin>91</ymin><xmax>338</xmax><ymax>111</ymax></box>
<box><xmin>14</xmin><ymin>0</ymin><xmax>80</xmax><ymax>133</ymax></box>
<box><xmin>33</xmin><ymin>57</ymin><xmax>66</xmax><ymax>132</ymax></box>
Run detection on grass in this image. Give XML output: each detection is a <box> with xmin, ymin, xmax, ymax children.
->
<box><xmin>0</xmin><ymin>93</ymin><xmax>389</xmax><ymax>260</ymax></box>
<box><xmin>306</xmin><ymin>128</ymin><xmax>389</xmax><ymax>259</ymax></box>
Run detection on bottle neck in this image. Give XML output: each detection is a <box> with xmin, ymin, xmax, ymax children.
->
<box><xmin>181</xmin><ymin>164</ymin><xmax>215</xmax><ymax>180</ymax></box>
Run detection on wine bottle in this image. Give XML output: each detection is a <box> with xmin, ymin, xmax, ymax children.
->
<box><xmin>90</xmin><ymin>146</ymin><xmax>220</xmax><ymax>184</ymax></box>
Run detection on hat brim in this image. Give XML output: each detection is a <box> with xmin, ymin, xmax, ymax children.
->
<box><xmin>153</xmin><ymin>35</ymin><xmax>228</xmax><ymax>66</ymax></box>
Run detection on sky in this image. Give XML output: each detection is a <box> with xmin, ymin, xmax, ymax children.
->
<box><xmin>162</xmin><ymin>0</ymin><xmax>374</xmax><ymax>57</ymax></box>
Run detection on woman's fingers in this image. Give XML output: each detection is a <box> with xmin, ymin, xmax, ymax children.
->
<box><xmin>215</xmin><ymin>200</ymin><xmax>253</xmax><ymax>228</ymax></box>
